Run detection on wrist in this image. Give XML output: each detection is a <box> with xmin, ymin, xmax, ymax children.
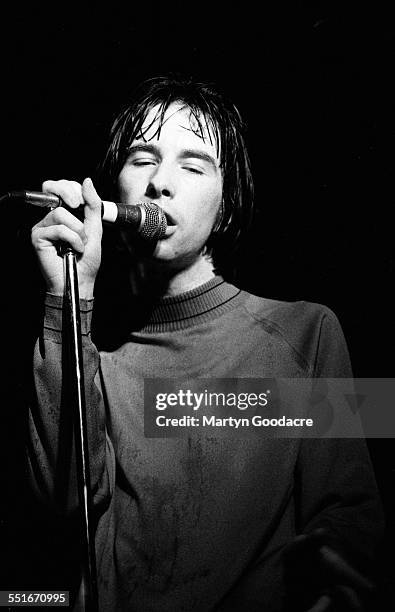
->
<box><xmin>45</xmin><ymin>283</ymin><xmax>95</xmax><ymax>299</ymax></box>
<box><xmin>79</xmin><ymin>283</ymin><xmax>95</xmax><ymax>299</ymax></box>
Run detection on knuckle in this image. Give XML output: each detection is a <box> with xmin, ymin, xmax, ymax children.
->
<box><xmin>70</xmin><ymin>180</ymin><xmax>83</xmax><ymax>190</ymax></box>
<box><xmin>31</xmin><ymin>227</ymin><xmax>38</xmax><ymax>244</ymax></box>
<box><xmin>31</xmin><ymin>221</ymin><xmax>45</xmax><ymax>235</ymax></box>
<box><xmin>50</xmin><ymin>208</ymin><xmax>63</xmax><ymax>222</ymax></box>
<box><xmin>41</xmin><ymin>180</ymin><xmax>83</xmax><ymax>207</ymax></box>
<box><xmin>59</xmin><ymin>224</ymin><xmax>80</xmax><ymax>243</ymax></box>
<box><xmin>65</xmin><ymin>180</ymin><xmax>82</xmax><ymax>194</ymax></box>
<box><xmin>42</xmin><ymin>179</ymin><xmax>54</xmax><ymax>192</ymax></box>
<box><xmin>58</xmin><ymin>223</ymin><xmax>70</xmax><ymax>236</ymax></box>
<box><xmin>31</xmin><ymin>226</ymin><xmax>45</xmax><ymax>246</ymax></box>
<box><xmin>52</xmin><ymin>207</ymin><xmax>72</xmax><ymax>223</ymax></box>
<box><xmin>56</xmin><ymin>207</ymin><xmax>84</xmax><ymax>230</ymax></box>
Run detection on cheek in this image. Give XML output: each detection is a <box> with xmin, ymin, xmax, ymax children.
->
<box><xmin>117</xmin><ymin>168</ymin><xmax>147</xmax><ymax>199</ymax></box>
<box><xmin>117</xmin><ymin>173</ymin><xmax>127</xmax><ymax>198</ymax></box>
<box><xmin>206</xmin><ymin>188</ymin><xmax>223</xmax><ymax>224</ymax></box>
<box><xmin>118</xmin><ymin>171</ymin><xmax>134</xmax><ymax>196</ymax></box>
<box><xmin>188</xmin><ymin>194</ymin><xmax>222</xmax><ymax>239</ymax></box>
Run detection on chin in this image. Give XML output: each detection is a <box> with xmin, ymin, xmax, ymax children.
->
<box><xmin>146</xmin><ymin>242</ymin><xmax>201</xmax><ymax>270</ymax></box>
<box><xmin>149</xmin><ymin>238</ymin><xmax>180</xmax><ymax>260</ymax></box>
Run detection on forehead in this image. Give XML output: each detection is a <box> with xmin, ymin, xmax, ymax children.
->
<box><xmin>134</xmin><ymin>103</ymin><xmax>220</xmax><ymax>157</ymax></box>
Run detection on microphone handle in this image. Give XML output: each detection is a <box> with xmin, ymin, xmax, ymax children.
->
<box><xmin>112</xmin><ymin>203</ymin><xmax>143</xmax><ymax>228</ymax></box>
<box><xmin>57</xmin><ymin>199</ymin><xmax>143</xmax><ymax>229</ymax></box>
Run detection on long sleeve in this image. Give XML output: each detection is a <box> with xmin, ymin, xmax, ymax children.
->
<box><xmin>215</xmin><ymin>306</ymin><xmax>385</xmax><ymax>612</ymax></box>
<box><xmin>295</xmin><ymin>308</ymin><xmax>384</xmax><ymax>560</ymax></box>
<box><xmin>27</xmin><ymin>293</ymin><xmax>115</xmax><ymax>517</ymax></box>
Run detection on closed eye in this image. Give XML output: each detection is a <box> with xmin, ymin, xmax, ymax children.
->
<box><xmin>132</xmin><ymin>158</ymin><xmax>157</xmax><ymax>166</ymax></box>
<box><xmin>182</xmin><ymin>165</ymin><xmax>204</xmax><ymax>175</ymax></box>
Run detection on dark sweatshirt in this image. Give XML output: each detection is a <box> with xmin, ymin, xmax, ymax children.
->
<box><xmin>28</xmin><ymin>277</ymin><xmax>383</xmax><ymax>611</ymax></box>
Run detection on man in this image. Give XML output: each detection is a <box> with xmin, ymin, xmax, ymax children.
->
<box><xmin>29</xmin><ymin>76</ymin><xmax>383</xmax><ymax>611</ymax></box>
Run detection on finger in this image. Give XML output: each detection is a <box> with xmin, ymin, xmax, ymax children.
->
<box><xmin>81</xmin><ymin>177</ymin><xmax>103</xmax><ymax>232</ymax></box>
<box><xmin>285</xmin><ymin>532</ymin><xmax>374</xmax><ymax>593</ymax></box>
<box><xmin>33</xmin><ymin>207</ymin><xmax>87</xmax><ymax>242</ymax></box>
<box><xmin>305</xmin><ymin>594</ymin><xmax>332</xmax><ymax>612</ymax></box>
<box><xmin>32</xmin><ymin>224</ymin><xmax>86</xmax><ymax>254</ymax></box>
<box><xmin>318</xmin><ymin>545</ymin><xmax>374</xmax><ymax>592</ymax></box>
<box><xmin>284</xmin><ymin>529</ymin><xmax>328</xmax><ymax>560</ymax></box>
<box><xmin>42</xmin><ymin>179</ymin><xmax>83</xmax><ymax>209</ymax></box>
<box><xmin>333</xmin><ymin>585</ymin><xmax>365</xmax><ymax>611</ymax></box>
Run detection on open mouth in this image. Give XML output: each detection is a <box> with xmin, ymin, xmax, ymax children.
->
<box><xmin>163</xmin><ymin>211</ymin><xmax>177</xmax><ymax>237</ymax></box>
<box><xmin>164</xmin><ymin>211</ymin><xmax>176</xmax><ymax>226</ymax></box>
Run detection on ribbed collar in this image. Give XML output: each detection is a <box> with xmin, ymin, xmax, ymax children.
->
<box><xmin>138</xmin><ymin>276</ymin><xmax>242</xmax><ymax>333</ymax></box>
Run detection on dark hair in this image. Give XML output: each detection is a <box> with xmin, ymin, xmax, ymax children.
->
<box><xmin>99</xmin><ymin>75</ymin><xmax>254</xmax><ymax>271</ymax></box>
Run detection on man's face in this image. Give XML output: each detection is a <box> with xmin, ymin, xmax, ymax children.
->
<box><xmin>117</xmin><ymin>103</ymin><xmax>223</xmax><ymax>269</ymax></box>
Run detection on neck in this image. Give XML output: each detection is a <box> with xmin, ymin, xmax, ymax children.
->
<box><xmin>129</xmin><ymin>255</ymin><xmax>216</xmax><ymax>298</ymax></box>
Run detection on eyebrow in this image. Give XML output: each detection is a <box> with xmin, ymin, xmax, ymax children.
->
<box><xmin>179</xmin><ymin>149</ymin><xmax>219</xmax><ymax>170</ymax></box>
<box><xmin>127</xmin><ymin>143</ymin><xmax>219</xmax><ymax>170</ymax></box>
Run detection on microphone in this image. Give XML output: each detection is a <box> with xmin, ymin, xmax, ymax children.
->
<box><xmin>0</xmin><ymin>190</ymin><xmax>167</xmax><ymax>241</ymax></box>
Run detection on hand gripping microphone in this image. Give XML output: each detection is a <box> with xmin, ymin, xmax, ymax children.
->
<box><xmin>0</xmin><ymin>190</ymin><xmax>167</xmax><ymax>241</ymax></box>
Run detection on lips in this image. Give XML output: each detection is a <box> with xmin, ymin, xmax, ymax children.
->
<box><xmin>164</xmin><ymin>212</ymin><xmax>177</xmax><ymax>237</ymax></box>
<box><xmin>159</xmin><ymin>208</ymin><xmax>176</xmax><ymax>237</ymax></box>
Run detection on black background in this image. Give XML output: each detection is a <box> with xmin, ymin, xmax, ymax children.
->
<box><xmin>0</xmin><ymin>1</ymin><xmax>394</xmax><ymax>607</ymax></box>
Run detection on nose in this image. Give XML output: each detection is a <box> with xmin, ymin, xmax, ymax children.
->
<box><xmin>146</xmin><ymin>163</ymin><xmax>174</xmax><ymax>199</ymax></box>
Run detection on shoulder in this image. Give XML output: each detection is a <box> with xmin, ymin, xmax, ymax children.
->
<box><xmin>242</xmin><ymin>293</ymin><xmax>342</xmax><ymax>344</ymax></box>
<box><xmin>242</xmin><ymin>292</ymin><xmax>333</xmax><ymax>328</ymax></box>
<box><xmin>239</xmin><ymin>291</ymin><xmax>352</xmax><ymax>377</ymax></box>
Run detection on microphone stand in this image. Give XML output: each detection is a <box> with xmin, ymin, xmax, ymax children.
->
<box><xmin>0</xmin><ymin>189</ymin><xmax>164</xmax><ymax>609</ymax></box>
<box><xmin>63</xmin><ymin>247</ymin><xmax>98</xmax><ymax>612</ymax></box>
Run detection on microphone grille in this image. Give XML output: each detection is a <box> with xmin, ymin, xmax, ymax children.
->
<box><xmin>139</xmin><ymin>203</ymin><xmax>167</xmax><ymax>241</ymax></box>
